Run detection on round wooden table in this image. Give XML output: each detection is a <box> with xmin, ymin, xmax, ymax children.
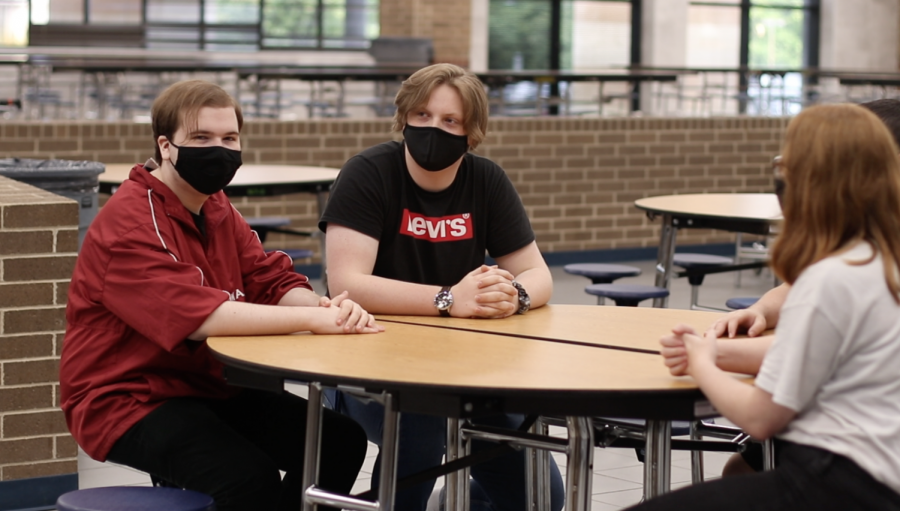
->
<box><xmin>635</xmin><ymin>193</ymin><xmax>782</xmax><ymax>307</ymax></box>
<box><xmin>208</xmin><ymin>304</ymin><xmax>747</xmax><ymax>511</ymax></box>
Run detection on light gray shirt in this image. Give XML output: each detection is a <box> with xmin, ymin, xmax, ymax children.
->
<box><xmin>757</xmin><ymin>242</ymin><xmax>900</xmax><ymax>494</ymax></box>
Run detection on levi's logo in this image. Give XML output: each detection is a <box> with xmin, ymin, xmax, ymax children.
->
<box><xmin>400</xmin><ymin>209</ymin><xmax>473</xmax><ymax>242</ymax></box>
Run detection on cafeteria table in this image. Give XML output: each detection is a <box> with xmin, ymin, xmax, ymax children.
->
<box><xmin>208</xmin><ymin>304</ymin><xmax>749</xmax><ymax>511</ymax></box>
<box><xmin>99</xmin><ymin>163</ymin><xmax>338</xmax><ymax>266</ymax></box>
<box><xmin>635</xmin><ymin>193</ymin><xmax>782</xmax><ymax>308</ymax></box>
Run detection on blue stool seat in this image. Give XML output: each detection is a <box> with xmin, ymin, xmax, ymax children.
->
<box><xmin>564</xmin><ymin>263</ymin><xmax>642</xmax><ymax>284</ymax></box>
<box><xmin>247</xmin><ymin>216</ymin><xmax>291</xmax><ymax>243</ymax></box>
<box><xmin>726</xmin><ymin>296</ymin><xmax>760</xmax><ymax>310</ymax></box>
<box><xmin>278</xmin><ymin>248</ymin><xmax>314</xmax><ymax>260</ymax></box>
<box><xmin>585</xmin><ymin>283</ymin><xmax>669</xmax><ymax>307</ymax></box>
<box><xmin>56</xmin><ymin>487</ymin><xmax>216</xmax><ymax>511</ymax></box>
<box><xmin>673</xmin><ymin>253</ymin><xmax>734</xmax><ymax>284</ymax></box>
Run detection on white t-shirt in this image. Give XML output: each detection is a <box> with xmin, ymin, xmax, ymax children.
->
<box><xmin>757</xmin><ymin>242</ymin><xmax>900</xmax><ymax>493</ymax></box>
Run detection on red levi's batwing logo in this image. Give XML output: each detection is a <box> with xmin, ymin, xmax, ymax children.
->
<box><xmin>400</xmin><ymin>209</ymin><xmax>474</xmax><ymax>242</ymax></box>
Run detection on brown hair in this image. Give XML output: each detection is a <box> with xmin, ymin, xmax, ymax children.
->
<box><xmin>392</xmin><ymin>63</ymin><xmax>489</xmax><ymax>149</ymax></box>
<box><xmin>151</xmin><ymin>80</ymin><xmax>243</xmax><ymax>163</ymax></box>
<box><xmin>771</xmin><ymin>103</ymin><xmax>900</xmax><ymax>302</ymax></box>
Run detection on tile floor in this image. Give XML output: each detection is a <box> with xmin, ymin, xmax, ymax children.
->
<box><xmin>75</xmin><ymin>258</ymin><xmax>779</xmax><ymax>509</ymax></box>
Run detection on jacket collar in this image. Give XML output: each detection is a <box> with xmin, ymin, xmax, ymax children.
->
<box><xmin>127</xmin><ymin>164</ymin><xmax>230</xmax><ymax>232</ymax></box>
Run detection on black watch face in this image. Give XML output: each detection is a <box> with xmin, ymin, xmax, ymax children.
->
<box><xmin>434</xmin><ymin>290</ymin><xmax>453</xmax><ymax>310</ymax></box>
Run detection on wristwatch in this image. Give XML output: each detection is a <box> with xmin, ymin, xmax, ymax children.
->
<box><xmin>434</xmin><ymin>286</ymin><xmax>453</xmax><ymax>317</ymax></box>
<box><xmin>511</xmin><ymin>280</ymin><xmax>531</xmax><ymax>314</ymax></box>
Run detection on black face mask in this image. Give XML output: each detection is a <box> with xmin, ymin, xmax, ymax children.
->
<box><xmin>403</xmin><ymin>125</ymin><xmax>469</xmax><ymax>172</ymax></box>
<box><xmin>170</xmin><ymin>141</ymin><xmax>243</xmax><ymax>195</ymax></box>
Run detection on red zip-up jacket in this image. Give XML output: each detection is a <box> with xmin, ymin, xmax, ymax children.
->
<box><xmin>60</xmin><ymin>164</ymin><xmax>311</xmax><ymax>461</ymax></box>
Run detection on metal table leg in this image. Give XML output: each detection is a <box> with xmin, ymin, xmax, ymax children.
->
<box><xmin>565</xmin><ymin>417</ymin><xmax>593</xmax><ymax>511</ymax></box>
<box><xmin>446</xmin><ymin>418</ymin><xmax>461</xmax><ymax>511</ymax></box>
<box><xmin>526</xmin><ymin>418</ymin><xmax>551</xmax><ymax>511</ymax></box>
<box><xmin>302</xmin><ymin>383</ymin><xmax>394</xmax><ymax>511</ymax></box>
<box><xmin>643</xmin><ymin>420</ymin><xmax>672</xmax><ymax>500</ymax></box>
<box><xmin>652</xmin><ymin>213</ymin><xmax>678</xmax><ymax>308</ymax></box>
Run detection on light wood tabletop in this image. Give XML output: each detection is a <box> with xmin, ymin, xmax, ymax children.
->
<box><xmin>379</xmin><ymin>304</ymin><xmax>725</xmax><ymax>354</ymax></box>
<box><xmin>100</xmin><ymin>163</ymin><xmax>339</xmax><ymax>190</ymax></box>
<box><xmin>634</xmin><ymin>193</ymin><xmax>782</xmax><ymax>222</ymax></box>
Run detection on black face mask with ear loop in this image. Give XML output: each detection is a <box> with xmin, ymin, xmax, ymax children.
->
<box><xmin>169</xmin><ymin>141</ymin><xmax>243</xmax><ymax>195</ymax></box>
<box><xmin>403</xmin><ymin>125</ymin><xmax>469</xmax><ymax>171</ymax></box>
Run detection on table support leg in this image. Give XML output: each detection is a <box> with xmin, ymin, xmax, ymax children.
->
<box><xmin>690</xmin><ymin>421</ymin><xmax>704</xmax><ymax>484</ymax></box>
<box><xmin>378</xmin><ymin>392</ymin><xmax>400</xmax><ymax>511</ymax></box>
<box><xmin>446</xmin><ymin>418</ymin><xmax>460</xmax><ymax>511</ymax></box>
<box><xmin>652</xmin><ymin>213</ymin><xmax>678</xmax><ymax>308</ymax></box>
<box><xmin>762</xmin><ymin>438</ymin><xmax>775</xmax><ymax>471</ymax></box>
<box><xmin>643</xmin><ymin>420</ymin><xmax>672</xmax><ymax>500</ymax></box>
<box><xmin>565</xmin><ymin>417</ymin><xmax>593</xmax><ymax>511</ymax></box>
<box><xmin>526</xmin><ymin>418</ymin><xmax>551</xmax><ymax>511</ymax></box>
<box><xmin>302</xmin><ymin>382</ymin><xmax>324</xmax><ymax>511</ymax></box>
<box><xmin>461</xmin><ymin>421</ymin><xmax>471</xmax><ymax>511</ymax></box>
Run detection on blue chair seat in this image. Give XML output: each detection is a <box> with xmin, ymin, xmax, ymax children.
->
<box><xmin>585</xmin><ymin>283</ymin><xmax>669</xmax><ymax>307</ymax></box>
<box><xmin>278</xmin><ymin>248</ymin><xmax>314</xmax><ymax>260</ymax></box>
<box><xmin>563</xmin><ymin>263</ymin><xmax>642</xmax><ymax>284</ymax></box>
<box><xmin>56</xmin><ymin>487</ymin><xmax>216</xmax><ymax>511</ymax></box>
<box><xmin>726</xmin><ymin>296</ymin><xmax>760</xmax><ymax>310</ymax></box>
<box><xmin>246</xmin><ymin>216</ymin><xmax>291</xmax><ymax>243</ymax></box>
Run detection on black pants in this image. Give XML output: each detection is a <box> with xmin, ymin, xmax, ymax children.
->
<box><xmin>625</xmin><ymin>441</ymin><xmax>900</xmax><ymax>511</ymax></box>
<box><xmin>107</xmin><ymin>389</ymin><xmax>368</xmax><ymax>511</ymax></box>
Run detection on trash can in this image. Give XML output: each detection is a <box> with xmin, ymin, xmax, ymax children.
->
<box><xmin>0</xmin><ymin>158</ymin><xmax>105</xmax><ymax>250</ymax></box>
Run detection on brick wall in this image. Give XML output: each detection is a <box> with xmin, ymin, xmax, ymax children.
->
<box><xmin>0</xmin><ymin>175</ymin><xmax>79</xmax><ymax>482</ymax></box>
<box><xmin>0</xmin><ymin>116</ymin><xmax>788</xmax><ymax>262</ymax></box>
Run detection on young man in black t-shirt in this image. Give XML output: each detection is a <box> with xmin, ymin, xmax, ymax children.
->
<box><xmin>319</xmin><ymin>64</ymin><xmax>563</xmax><ymax>511</ymax></box>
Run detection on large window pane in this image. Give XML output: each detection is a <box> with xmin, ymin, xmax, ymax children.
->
<box><xmin>564</xmin><ymin>0</ymin><xmax>630</xmax><ymax>70</ymax></box>
<box><xmin>686</xmin><ymin>5</ymin><xmax>740</xmax><ymax>67</ymax></box>
<box><xmin>0</xmin><ymin>0</ymin><xmax>28</xmax><ymax>45</ymax></box>
<box><xmin>89</xmin><ymin>0</ymin><xmax>141</xmax><ymax>24</ymax></box>
<box><xmin>748</xmin><ymin>6</ymin><xmax>802</xmax><ymax>67</ymax></box>
<box><xmin>488</xmin><ymin>0</ymin><xmax>551</xmax><ymax>70</ymax></box>
<box><xmin>205</xmin><ymin>0</ymin><xmax>259</xmax><ymax>24</ymax></box>
<box><xmin>263</xmin><ymin>0</ymin><xmax>317</xmax><ymax>47</ymax></box>
<box><xmin>146</xmin><ymin>0</ymin><xmax>201</xmax><ymax>23</ymax></box>
<box><xmin>47</xmin><ymin>0</ymin><xmax>83</xmax><ymax>23</ymax></box>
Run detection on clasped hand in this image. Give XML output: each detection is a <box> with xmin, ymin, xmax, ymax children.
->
<box><xmin>660</xmin><ymin>324</ymin><xmax>718</xmax><ymax>377</ymax></box>
<box><xmin>315</xmin><ymin>291</ymin><xmax>383</xmax><ymax>334</ymax></box>
<box><xmin>450</xmin><ymin>265</ymin><xmax>518</xmax><ymax>318</ymax></box>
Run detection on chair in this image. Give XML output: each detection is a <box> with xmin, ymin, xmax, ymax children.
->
<box><xmin>563</xmin><ymin>263</ymin><xmax>642</xmax><ymax>284</ymax></box>
<box><xmin>726</xmin><ymin>296</ymin><xmax>760</xmax><ymax>310</ymax></box>
<box><xmin>672</xmin><ymin>253</ymin><xmax>734</xmax><ymax>311</ymax></box>
<box><xmin>56</xmin><ymin>487</ymin><xmax>215</xmax><ymax>511</ymax></box>
<box><xmin>585</xmin><ymin>283</ymin><xmax>669</xmax><ymax>307</ymax></box>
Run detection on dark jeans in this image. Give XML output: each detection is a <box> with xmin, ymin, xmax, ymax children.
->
<box><xmin>325</xmin><ymin>389</ymin><xmax>565</xmax><ymax>511</ymax></box>
<box><xmin>625</xmin><ymin>441</ymin><xmax>900</xmax><ymax>511</ymax></box>
<box><xmin>107</xmin><ymin>389</ymin><xmax>368</xmax><ymax>511</ymax></box>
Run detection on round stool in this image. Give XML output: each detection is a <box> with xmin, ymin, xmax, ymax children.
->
<box><xmin>585</xmin><ymin>283</ymin><xmax>669</xmax><ymax>307</ymax></box>
<box><xmin>56</xmin><ymin>487</ymin><xmax>216</xmax><ymax>511</ymax></box>
<box><xmin>725</xmin><ymin>296</ymin><xmax>760</xmax><ymax>310</ymax></box>
<box><xmin>563</xmin><ymin>263</ymin><xmax>642</xmax><ymax>284</ymax></box>
<box><xmin>672</xmin><ymin>253</ymin><xmax>734</xmax><ymax>309</ymax></box>
<box><xmin>276</xmin><ymin>248</ymin><xmax>314</xmax><ymax>261</ymax></box>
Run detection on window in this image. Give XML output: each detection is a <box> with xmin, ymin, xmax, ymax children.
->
<box><xmin>21</xmin><ymin>0</ymin><xmax>377</xmax><ymax>50</ymax></box>
<box><xmin>0</xmin><ymin>0</ymin><xmax>28</xmax><ymax>46</ymax></box>
<box><xmin>488</xmin><ymin>0</ymin><xmax>630</xmax><ymax>70</ymax></box>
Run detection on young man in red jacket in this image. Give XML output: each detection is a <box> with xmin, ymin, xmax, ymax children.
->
<box><xmin>60</xmin><ymin>80</ymin><xmax>381</xmax><ymax>511</ymax></box>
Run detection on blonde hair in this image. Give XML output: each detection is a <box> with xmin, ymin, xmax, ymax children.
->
<box><xmin>771</xmin><ymin>103</ymin><xmax>900</xmax><ymax>302</ymax></box>
<box><xmin>151</xmin><ymin>80</ymin><xmax>243</xmax><ymax>163</ymax></box>
<box><xmin>392</xmin><ymin>63</ymin><xmax>489</xmax><ymax>149</ymax></box>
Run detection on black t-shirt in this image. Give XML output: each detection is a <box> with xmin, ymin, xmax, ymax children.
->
<box><xmin>319</xmin><ymin>141</ymin><xmax>535</xmax><ymax>287</ymax></box>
